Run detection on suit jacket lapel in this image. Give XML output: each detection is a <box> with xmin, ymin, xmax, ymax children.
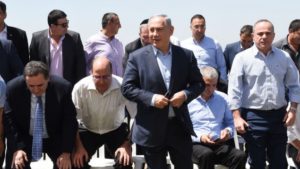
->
<box><xmin>148</xmin><ymin>46</ymin><xmax>168</xmax><ymax>92</ymax></box>
<box><xmin>62</xmin><ymin>33</ymin><xmax>75</xmax><ymax>77</ymax></box>
<box><xmin>6</xmin><ymin>26</ymin><xmax>13</xmax><ymax>40</ymax></box>
<box><xmin>43</xmin><ymin>30</ymin><xmax>51</xmax><ymax>65</ymax></box>
<box><xmin>169</xmin><ymin>45</ymin><xmax>177</xmax><ymax>94</ymax></box>
<box><xmin>23</xmin><ymin>84</ymin><xmax>32</xmax><ymax>129</ymax></box>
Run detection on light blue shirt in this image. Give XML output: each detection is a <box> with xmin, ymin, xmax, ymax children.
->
<box><xmin>188</xmin><ymin>91</ymin><xmax>234</xmax><ymax>143</ymax></box>
<box><xmin>181</xmin><ymin>36</ymin><xmax>227</xmax><ymax>82</ymax></box>
<box><xmin>150</xmin><ymin>45</ymin><xmax>175</xmax><ymax>117</ymax></box>
<box><xmin>0</xmin><ymin>76</ymin><xmax>5</xmax><ymax>107</ymax></box>
<box><xmin>0</xmin><ymin>25</ymin><xmax>7</xmax><ymax>40</ymax></box>
<box><xmin>154</xmin><ymin>46</ymin><xmax>172</xmax><ymax>90</ymax></box>
<box><xmin>228</xmin><ymin>45</ymin><xmax>300</xmax><ymax>110</ymax></box>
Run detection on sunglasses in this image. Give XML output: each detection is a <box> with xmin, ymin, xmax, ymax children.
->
<box><xmin>55</xmin><ymin>20</ymin><xmax>69</xmax><ymax>28</ymax></box>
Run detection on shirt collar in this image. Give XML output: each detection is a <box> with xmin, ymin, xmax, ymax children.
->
<box><xmin>0</xmin><ymin>25</ymin><xmax>7</xmax><ymax>34</ymax></box>
<box><xmin>32</xmin><ymin>93</ymin><xmax>46</xmax><ymax>101</ymax></box>
<box><xmin>152</xmin><ymin>44</ymin><xmax>172</xmax><ymax>56</ymax></box>
<box><xmin>193</xmin><ymin>35</ymin><xmax>206</xmax><ymax>44</ymax></box>
<box><xmin>251</xmin><ymin>45</ymin><xmax>275</xmax><ymax>57</ymax></box>
<box><xmin>47</xmin><ymin>30</ymin><xmax>65</xmax><ymax>42</ymax></box>
<box><xmin>99</xmin><ymin>31</ymin><xmax>115</xmax><ymax>41</ymax></box>
<box><xmin>198</xmin><ymin>92</ymin><xmax>215</xmax><ymax>102</ymax></box>
<box><xmin>0</xmin><ymin>25</ymin><xmax>7</xmax><ymax>39</ymax></box>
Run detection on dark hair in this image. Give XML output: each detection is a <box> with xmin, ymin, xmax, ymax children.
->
<box><xmin>140</xmin><ymin>19</ymin><xmax>149</xmax><ymax>25</ymax></box>
<box><xmin>0</xmin><ymin>1</ymin><xmax>6</xmax><ymax>13</ymax></box>
<box><xmin>24</xmin><ymin>61</ymin><xmax>49</xmax><ymax>79</ymax></box>
<box><xmin>47</xmin><ymin>9</ymin><xmax>67</xmax><ymax>26</ymax></box>
<box><xmin>289</xmin><ymin>19</ymin><xmax>300</xmax><ymax>32</ymax></box>
<box><xmin>102</xmin><ymin>12</ymin><xmax>118</xmax><ymax>28</ymax></box>
<box><xmin>240</xmin><ymin>25</ymin><xmax>253</xmax><ymax>35</ymax></box>
<box><xmin>190</xmin><ymin>14</ymin><xmax>205</xmax><ymax>23</ymax></box>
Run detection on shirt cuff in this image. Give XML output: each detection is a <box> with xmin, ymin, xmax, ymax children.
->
<box><xmin>183</xmin><ymin>90</ymin><xmax>187</xmax><ymax>101</ymax></box>
<box><xmin>192</xmin><ymin>134</ymin><xmax>201</xmax><ymax>143</ymax></box>
<box><xmin>151</xmin><ymin>94</ymin><xmax>157</xmax><ymax>106</ymax></box>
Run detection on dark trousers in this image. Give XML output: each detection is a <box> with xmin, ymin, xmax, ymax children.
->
<box><xmin>73</xmin><ymin>123</ymin><xmax>132</xmax><ymax>169</ymax></box>
<box><xmin>287</xmin><ymin>143</ymin><xmax>300</xmax><ymax>168</ymax></box>
<box><xmin>241</xmin><ymin>107</ymin><xmax>288</xmax><ymax>169</ymax></box>
<box><xmin>192</xmin><ymin>140</ymin><xmax>247</xmax><ymax>169</ymax></box>
<box><xmin>140</xmin><ymin>118</ymin><xmax>193</xmax><ymax>169</ymax></box>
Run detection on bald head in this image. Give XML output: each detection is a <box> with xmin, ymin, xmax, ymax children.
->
<box><xmin>92</xmin><ymin>56</ymin><xmax>112</xmax><ymax>74</ymax></box>
<box><xmin>91</xmin><ymin>56</ymin><xmax>113</xmax><ymax>94</ymax></box>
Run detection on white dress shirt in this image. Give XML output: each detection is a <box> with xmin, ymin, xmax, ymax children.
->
<box><xmin>72</xmin><ymin>75</ymin><xmax>136</xmax><ymax>134</ymax></box>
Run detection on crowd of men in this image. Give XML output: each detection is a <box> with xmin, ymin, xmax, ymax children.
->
<box><xmin>1</xmin><ymin>1</ymin><xmax>300</xmax><ymax>169</ymax></box>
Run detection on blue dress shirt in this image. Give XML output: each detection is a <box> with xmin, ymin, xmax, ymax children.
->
<box><xmin>181</xmin><ymin>36</ymin><xmax>227</xmax><ymax>82</ymax></box>
<box><xmin>151</xmin><ymin>46</ymin><xmax>175</xmax><ymax>117</ymax></box>
<box><xmin>228</xmin><ymin>45</ymin><xmax>300</xmax><ymax>110</ymax></box>
<box><xmin>188</xmin><ymin>91</ymin><xmax>234</xmax><ymax>143</ymax></box>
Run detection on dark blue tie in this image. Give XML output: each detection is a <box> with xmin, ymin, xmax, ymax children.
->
<box><xmin>32</xmin><ymin>96</ymin><xmax>43</xmax><ymax>161</ymax></box>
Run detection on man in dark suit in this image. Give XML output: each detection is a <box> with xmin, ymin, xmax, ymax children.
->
<box><xmin>0</xmin><ymin>1</ymin><xmax>29</xmax><ymax>66</ymax></box>
<box><xmin>121</xmin><ymin>15</ymin><xmax>205</xmax><ymax>169</ymax></box>
<box><xmin>30</xmin><ymin>9</ymin><xmax>86</xmax><ymax>86</ymax></box>
<box><xmin>4</xmin><ymin>61</ymin><xmax>78</xmax><ymax>169</ymax></box>
<box><xmin>123</xmin><ymin>19</ymin><xmax>150</xmax><ymax>70</ymax></box>
<box><xmin>123</xmin><ymin>19</ymin><xmax>150</xmax><ymax>156</ymax></box>
<box><xmin>0</xmin><ymin>38</ymin><xmax>23</xmax><ymax>82</ymax></box>
<box><xmin>223</xmin><ymin>25</ymin><xmax>253</xmax><ymax>73</ymax></box>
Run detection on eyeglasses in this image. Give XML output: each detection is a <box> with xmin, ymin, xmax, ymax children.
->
<box><xmin>92</xmin><ymin>75</ymin><xmax>111</xmax><ymax>81</ymax></box>
<box><xmin>55</xmin><ymin>20</ymin><xmax>69</xmax><ymax>28</ymax></box>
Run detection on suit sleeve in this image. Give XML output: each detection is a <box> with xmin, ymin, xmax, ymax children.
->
<box><xmin>4</xmin><ymin>80</ymin><xmax>27</xmax><ymax>152</ymax></box>
<box><xmin>18</xmin><ymin>30</ymin><xmax>29</xmax><ymax>65</ymax></box>
<box><xmin>74</xmin><ymin>33</ymin><xmax>86</xmax><ymax>82</ymax></box>
<box><xmin>8</xmin><ymin>41</ymin><xmax>23</xmax><ymax>77</ymax></box>
<box><xmin>4</xmin><ymin>102</ymin><xmax>26</xmax><ymax>152</ymax></box>
<box><xmin>29</xmin><ymin>34</ymin><xmax>38</xmax><ymax>61</ymax></box>
<box><xmin>184</xmin><ymin>51</ymin><xmax>205</xmax><ymax>103</ymax></box>
<box><xmin>123</xmin><ymin>46</ymin><xmax>130</xmax><ymax>71</ymax></box>
<box><xmin>121</xmin><ymin>55</ymin><xmax>154</xmax><ymax>106</ymax></box>
<box><xmin>223</xmin><ymin>45</ymin><xmax>230</xmax><ymax>72</ymax></box>
<box><xmin>61</xmin><ymin>83</ymin><xmax>78</xmax><ymax>153</ymax></box>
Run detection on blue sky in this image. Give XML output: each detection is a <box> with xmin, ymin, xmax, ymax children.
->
<box><xmin>4</xmin><ymin>0</ymin><xmax>298</xmax><ymax>48</ymax></box>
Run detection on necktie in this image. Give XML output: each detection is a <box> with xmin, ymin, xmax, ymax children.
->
<box><xmin>32</xmin><ymin>96</ymin><xmax>43</xmax><ymax>161</ymax></box>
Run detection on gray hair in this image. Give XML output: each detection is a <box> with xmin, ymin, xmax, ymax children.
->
<box><xmin>254</xmin><ymin>19</ymin><xmax>274</xmax><ymax>33</ymax></box>
<box><xmin>149</xmin><ymin>14</ymin><xmax>172</xmax><ymax>27</ymax></box>
<box><xmin>24</xmin><ymin>61</ymin><xmax>49</xmax><ymax>79</ymax></box>
<box><xmin>200</xmin><ymin>66</ymin><xmax>219</xmax><ymax>80</ymax></box>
